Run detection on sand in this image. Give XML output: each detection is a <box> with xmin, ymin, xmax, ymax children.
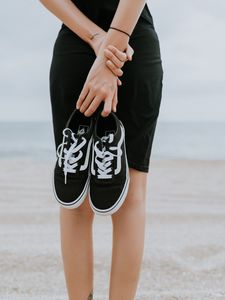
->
<box><xmin>0</xmin><ymin>158</ymin><xmax>225</xmax><ymax>300</ymax></box>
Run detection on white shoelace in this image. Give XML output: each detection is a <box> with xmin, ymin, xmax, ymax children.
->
<box><xmin>56</xmin><ymin>128</ymin><xmax>86</xmax><ymax>184</ymax></box>
<box><xmin>94</xmin><ymin>134</ymin><xmax>122</xmax><ymax>179</ymax></box>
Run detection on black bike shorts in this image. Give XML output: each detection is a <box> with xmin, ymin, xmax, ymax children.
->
<box><xmin>49</xmin><ymin>2</ymin><xmax>164</xmax><ymax>172</ymax></box>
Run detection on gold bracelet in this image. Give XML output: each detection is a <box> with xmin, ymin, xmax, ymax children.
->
<box><xmin>90</xmin><ymin>32</ymin><xmax>100</xmax><ymax>40</ymax></box>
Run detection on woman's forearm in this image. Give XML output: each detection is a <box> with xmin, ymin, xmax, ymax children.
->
<box><xmin>99</xmin><ymin>0</ymin><xmax>147</xmax><ymax>53</ymax></box>
<box><xmin>39</xmin><ymin>0</ymin><xmax>105</xmax><ymax>48</ymax></box>
<box><xmin>39</xmin><ymin>0</ymin><xmax>145</xmax><ymax>58</ymax></box>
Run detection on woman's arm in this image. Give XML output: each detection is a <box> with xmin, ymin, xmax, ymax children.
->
<box><xmin>76</xmin><ymin>0</ymin><xmax>148</xmax><ymax>117</ymax></box>
<box><xmin>39</xmin><ymin>0</ymin><xmax>105</xmax><ymax>49</ymax></box>
<box><xmin>39</xmin><ymin>0</ymin><xmax>134</xmax><ymax>83</ymax></box>
<box><xmin>98</xmin><ymin>0</ymin><xmax>147</xmax><ymax>54</ymax></box>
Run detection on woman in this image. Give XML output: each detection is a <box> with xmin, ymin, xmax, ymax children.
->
<box><xmin>39</xmin><ymin>0</ymin><xmax>163</xmax><ymax>299</ymax></box>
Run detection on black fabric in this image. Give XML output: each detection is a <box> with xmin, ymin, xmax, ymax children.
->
<box><xmin>70</xmin><ymin>0</ymin><xmax>154</xmax><ymax>29</ymax></box>
<box><xmin>49</xmin><ymin>2</ymin><xmax>163</xmax><ymax>173</ymax></box>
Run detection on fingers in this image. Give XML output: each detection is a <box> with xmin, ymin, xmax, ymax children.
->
<box><xmin>79</xmin><ymin>89</ymin><xmax>95</xmax><ymax>113</ymax></box>
<box><xmin>84</xmin><ymin>92</ymin><xmax>115</xmax><ymax>118</ymax></box>
<box><xmin>112</xmin><ymin>89</ymin><xmax>118</xmax><ymax>113</ymax></box>
<box><xmin>101</xmin><ymin>95</ymin><xmax>112</xmax><ymax>117</ymax></box>
<box><xmin>77</xmin><ymin>81</ymin><xmax>115</xmax><ymax>117</ymax></box>
<box><xmin>126</xmin><ymin>44</ymin><xmax>134</xmax><ymax>61</ymax></box>
<box><xmin>104</xmin><ymin>46</ymin><xmax>124</xmax><ymax>78</ymax></box>
<box><xmin>104</xmin><ymin>48</ymin><xmax>124</xmax><ymax>69</ymax></box>
<box><xmin>104</xmin><ymin>44</ymin><xmax>134</xmax><ymax>78</ymax></box>
<box><xmin>83</xmin><ymin>95</ymin><xmax>102</xmax><ymax>117</ymax></box>
<box><xmin>78</xmin><ymin>91</ymin><xmax>115</xmax><ymax>118</ymax></box>
<box><xmin>106</xmin><ymin>45</ymin><xmax>127</xmax><ymax>62</ymax></box>
<box><xmin>76</xmin><ymin>82</ymin><xmax>89</xmax><ymax>110</ymax></box>
<box><xmin>117</xmin><ymin>77</ymin><xmax>122</xmax><ymax>86</ymax></box>
<box><xmin>105</xmin><ymin>60</ymin><xmax>123</xmax><ymax>77</ymax></box>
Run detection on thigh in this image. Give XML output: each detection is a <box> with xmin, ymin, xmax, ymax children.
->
<box><xmin>49</xmin><ymin>28</ymin><xmax>96</xmax><ymax>151</ymax></box>
<box><xmin>116</xmin><ymin>21</ymin><xmax>164</xmax><ymax>172</ymax></box>
<box><xmin>111</xmin><ymin>168</ymin><xmax>148</xmax><ymax>219</ymax></box>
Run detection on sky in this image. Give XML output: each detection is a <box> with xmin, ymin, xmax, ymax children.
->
<box><xmin>0</xmin><ymin>0</ymin><xmax>224</xmax><ymax>122</ymax></box>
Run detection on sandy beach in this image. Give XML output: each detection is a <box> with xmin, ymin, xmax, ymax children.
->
<box><xmin>0</xmin><ymin>158</ymin><xmax>225</xmax><ymax>300</ymax></box>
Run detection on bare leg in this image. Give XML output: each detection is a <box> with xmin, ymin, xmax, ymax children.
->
<box><xmin>60</xmin><ymin>195</ymin><xmax>95</xmax><ymax>300</ymax></box>
<box><xmin>109</xmin><ymin>168</ymin><xmax>148</xmax><ymax>300</ymax></box>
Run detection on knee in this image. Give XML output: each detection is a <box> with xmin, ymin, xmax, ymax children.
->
<box><xmin>122</xmin><ymin>188</ymin><xmax>146</xmax><ymax>211</ymax></box>
<box><xmin>117</xmin><ymin>168</ymin><xmax>148</xmax><ymax>213</ymax></box>
<box><xmin>111</xmin><ymin>189</ymin><xmax>146</xmax><ymax>223</ymax></box>
<box><xmin>75</xmin><ymin>202</ymin><xmax>94</xmax><ymax>220</ymax></box>
<box><xmin>60</xmin><ymin>196</ymin><xmax>94</xmax><ymax>222</ymax></box>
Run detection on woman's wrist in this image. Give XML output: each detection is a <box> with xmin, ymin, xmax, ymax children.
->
<box><xmin>109</xmin><ymin>26</ymin><xmax>131</xmax><ymax>38</ymax></box>
<box><xmin>87</xmin><ymin>29</ymin><xmax>106</xmax><ymax>51</ymax></box>
<box><xmin>97</xmin><ymin>29</ymin><xmax>129</xmax><ymax>58</ymax></box>
<box><xmin>87</xmin><ymin>25</ymin><xmax>130</xmax><ymax>58</ymax></box>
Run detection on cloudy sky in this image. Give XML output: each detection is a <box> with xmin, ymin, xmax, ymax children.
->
<box><xmin>0</xmin><ymin>0</ymin><xmax>224</xmax><ymax>122</ymax></box>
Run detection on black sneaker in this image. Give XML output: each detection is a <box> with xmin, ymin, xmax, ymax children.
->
<box><xmin>53</xmin><ymin>109</ymin><xmax>93</xmax><ymax>209</ymax></box>
<box><xmin>89</xmin><ymin>112</ymin><xmax>130</xmax><ymax>215</ymax></box>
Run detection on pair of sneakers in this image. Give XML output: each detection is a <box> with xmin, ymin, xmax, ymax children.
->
<box><xmin>52</xmin><ymin>108</ymin><xmax>130</xmax><ymax>216</ymax></box>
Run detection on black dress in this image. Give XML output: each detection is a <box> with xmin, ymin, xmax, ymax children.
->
<box><xmin>49</xmin><ymin>0</ymin><xmax>163</xmax><ymax>172</ymax></box>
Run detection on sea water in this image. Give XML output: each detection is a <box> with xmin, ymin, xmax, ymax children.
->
<box><xmin>0</xmin><ymin>121</ymin><xmax>224</xmax><ymax>161</ymax></box>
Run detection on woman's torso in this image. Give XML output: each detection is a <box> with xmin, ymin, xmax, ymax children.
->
<box><xmin>56</xmin><ymin>1</ymin><xmax>159</xmax><ymax>57</ymax></box>
<box><xmin>70</xmin><ymin>0</ymin><xmax>155</xmax><ymax>30</ymax></box>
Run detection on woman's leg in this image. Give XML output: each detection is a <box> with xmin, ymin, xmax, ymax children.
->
<box><xmin>109</xmin><ymin>168</ymin><xmax>148</xmax><ymax>300</ymax></box>
<box><xmin>60</xmin><ymin>195</ymin><xmax>95</xmax><ymax>300</ymax></box>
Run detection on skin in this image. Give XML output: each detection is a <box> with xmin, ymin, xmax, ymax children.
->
<box><xmin>39</xmin><ymin>0</ymin><xmax>149</xmax><ymax>299</ymax></box>
<box><xmin>89</xmin><ymin>33</ymin><xmax>134</xmax><ymax>84</ymax></box>
<box><xmin>76</xmin><ymin>0</ymin><xmax>147</xmax><ymax>117</ymax></box>
<box><xmin>39</xmin><ymin>0</ymin><xmax>134</xmax><ymax>91</ymax></box>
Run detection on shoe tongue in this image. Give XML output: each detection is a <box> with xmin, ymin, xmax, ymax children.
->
<box><xmin>64</xmin><ymin>128</ymin><xmax>78</xmax><ymax>145</ymax></box>
<box><xmin>101</xmin><ymin>132</ymin><xmax>114</xmax><ymax>144</ymax></box>
<box><xmin>77</xmin><ymin>128</ymin><xmax>85</xmax><ymax>135</ymax></box>
<box><xmin>76</xmin><ymin>125</ymin><xmax>89</xmax><ymax>137</ymax></box>
<box><xmin>63</xmin><ymin>128</ymin><xmax>73</xmax><ymax>140</ymax></box>
<box><xmin>62</xmin><ymin>130</ymin><xmax>73</xmax><ymax>148</ymax></box>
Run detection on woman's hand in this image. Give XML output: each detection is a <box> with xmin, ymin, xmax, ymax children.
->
<box><xmin>76</xmin><ymin>55</ymin><xmax>118</xmax><ymax>117</ymax></box>
<box><xmin>90</xmin><ymin>32</ymin><xmax>134</xmax><ymax>85</ymax></box>
<box><xmin>77</xmin><ymin>30</ymin><xmax>134</xmax><ymax>117</ymax></box>
<box><xmin>104</xmin><ymin>44</ymin><xmax>134</xmax><ymax>86</ymax></box>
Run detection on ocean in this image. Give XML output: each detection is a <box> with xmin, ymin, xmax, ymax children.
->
<box><xmin>0</xmin><ymin>121</ymin><xmax>224</xmax><ymax>161</ymax></box>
